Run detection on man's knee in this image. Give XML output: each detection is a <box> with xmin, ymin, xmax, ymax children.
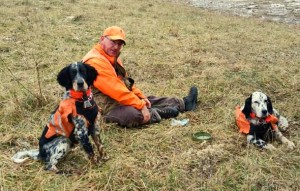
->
<box><xmin>104</xmin><ymin>106</ymin><xmax>144</xmax><ymax>127</ymax></box>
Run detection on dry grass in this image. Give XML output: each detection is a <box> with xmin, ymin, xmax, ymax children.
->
<box><xmin>1</xmin><ymin>0</ymin><xmax>300</xmax><ymax>190</ymax></box>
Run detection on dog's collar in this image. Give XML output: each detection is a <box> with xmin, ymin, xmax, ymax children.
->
<box><xmin>68</xmin><ymin>88</ymin><xmax>93</xmax><ymax>108</ymax></box>
<box><xmin>69</xmin><ymin>88</ymin><xmax>92</xmax><ymax>99</ymax></box>
<box><xmin>250</xmin><ymin>112</ymin><xmax>278</xmax><ymax>124</ymax></box>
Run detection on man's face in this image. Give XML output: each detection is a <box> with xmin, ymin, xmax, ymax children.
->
<box><xmin>100</xmin><ymin>36</ymin><xmax>124</xmax><ymax>57</ymax></box>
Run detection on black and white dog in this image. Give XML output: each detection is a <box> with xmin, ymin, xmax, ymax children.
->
<box><xmin>12</xmin><ymin>62</ymin><xmax>108</xmax><ymax>172</ymax></box>
<box><xmin>237</xmin><ymin>91</ymin><xmax>295</xmax><ymax>150</ymax></box>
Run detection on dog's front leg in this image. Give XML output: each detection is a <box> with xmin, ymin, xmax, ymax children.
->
<box><xmin>274</xmin><ymin>128</ymin><xmax>295</xmax><ymax>149</ymax></box>
<box><xmin>72</xmin><ymin>116</ymin><xmax>97</xmax><ymax>164</ymax></box>
<box><xmin>273</xmin><ymin>109</ymin><xmax>289</xmax><ymax>132</ymax></box>
<box><xmin>91</xmin><ymin>121</ymin><xmax>109</xmax><ymax>162</ymax></box>
<box><xmin>247</xmin><ymin>134</ymin><xmax>276</xmax><ymax>151</ymax></box>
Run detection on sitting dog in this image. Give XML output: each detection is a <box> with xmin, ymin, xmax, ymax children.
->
<box><xmin>236</xmin><ymin>91</ymin><xmax>295</xmax><ymax>150</ymax></box>
<box><xmin>12</xmin><ymin>62</ymin><xmax>108</xmax><ymax>172</ymax></box>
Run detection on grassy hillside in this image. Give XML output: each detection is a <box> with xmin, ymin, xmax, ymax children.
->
<box><xmin>0</xmin><ymin>0</ymin><xmax>299</xmax><ymax>190</ymax></box>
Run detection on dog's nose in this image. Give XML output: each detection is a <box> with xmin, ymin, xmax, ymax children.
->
<box><xmin>262</xmin><ymin>110</ymin><xmax>268</xmax><ymax>116</ymax></box>
<box><xmin>77</xmin><ymin>79</ymin><xmax>84</xmax><ymax>88</ymax></box>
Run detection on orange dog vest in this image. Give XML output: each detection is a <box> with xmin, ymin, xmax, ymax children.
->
<box><xmin>235</xmin><ymin>106</ymin><xmax>278</xmax><ymax>134</ymax></box>
<box><xmin>45</xmin><ymin>89</ymin><xmax>98</xmax><ymax>138</ymax></box>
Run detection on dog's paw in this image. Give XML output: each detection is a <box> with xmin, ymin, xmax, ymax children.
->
<box><xmin>45</xmin><ymin>165</ymin><xmax>59</xmax><ymax>173</ymax></box>
<box><xmin>263</xmin><ymin>143</ymin><xmax>277</xmax><ymax>151</ymax></box>
<box><xmin>99</xmin><ymin>154</ymin><xmax>110</xmax><ymax>162</ymax></box>
<box><xmin>287</xmin><ymin>141</ymin><xmax>295</xmax><ymax>150</ymax></box>
<box><xmin>89</xmin><ymin>154</ymin><xmax>108</xmax><ymax>166</ymax></box>
<box><xmin>89</xmin><ymin>155</ymin><xmax>98</xmax><ymax>164</ymax></box>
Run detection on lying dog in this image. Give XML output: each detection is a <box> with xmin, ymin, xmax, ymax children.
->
<box><xmin>12</xmin><ymin>62</ymin><xmax>108</xmax><ymax>172</ymax></box>
<box><xmin>236</xmin><ymin>91</ymin><xmax>295</xmax><ymax>150</ymax></box>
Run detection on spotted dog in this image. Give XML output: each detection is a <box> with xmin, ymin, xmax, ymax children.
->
<box><xmin>12</xmin><ymin>62</ymin><xmax>108</xmax><ymax>172</ymax></box>
<box><xmin>236</xmin><ymin>91</ymin><xmax>295</xmax><ymax>151</ymax></box>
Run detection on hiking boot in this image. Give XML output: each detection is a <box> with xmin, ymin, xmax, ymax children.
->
<box><xmin>148</xmin><ymin>108</ymin><xmax>162</xmax><ymax>124</ymax></box>
<box><xmin>155</xmin><ymin>107</ymin><xmax>179</xmax><ymax>119</ymax></box>
<box><xmin>183</xmin><ymin>86</ymin><xmax>198</xmax><ymax>111</ymax></box>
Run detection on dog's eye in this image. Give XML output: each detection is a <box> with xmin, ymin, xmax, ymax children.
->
<box><xmin>79</xmin><ymin>68</ymin><xmax>87</xmax><ymax>75</ymax></box>
<box><xmin>254</xmin><ymin>101</ymin><xmax>259</xmax><ymax>105</ymax></box>
<box><xmin>71</xmin><ymin>69</ymin><xmax>77</xmax><ymax>76</ymax></box>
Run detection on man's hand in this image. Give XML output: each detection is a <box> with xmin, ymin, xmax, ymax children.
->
<box><xmin>141</xmin><ymin>106</ymin><xmax>151</xmax><ymax>124</ymax></box>
<box><xmin>143</xmin><ymin>98</ymin><xmax>151</xmax><ymax>108</ymax></box>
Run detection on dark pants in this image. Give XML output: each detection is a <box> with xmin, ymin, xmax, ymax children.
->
<box><xmin>103</xmin><ymin>96</ymin><xmax>185</xmax><ymax>127</ymax></box>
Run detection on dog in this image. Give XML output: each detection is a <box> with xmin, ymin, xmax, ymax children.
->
<box><xmin>236</xmin><ymin>91</ymin><xmax>295</xmax><ymax>151</ymax></box>
<box><xmin>12</xmin><ymin>62</ymin><xmax>108</xmax><ymax>172</ymax></box>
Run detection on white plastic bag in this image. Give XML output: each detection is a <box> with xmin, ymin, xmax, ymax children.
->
<box><xmin>171</xmin><ymin>119</ymin><xmax>189</xmax><ymax>126</ymax></box>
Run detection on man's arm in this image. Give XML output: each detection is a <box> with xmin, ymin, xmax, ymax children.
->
<box><xmin>86</xmin><ymin>58</ymin><xmax>146</xmax><ymax>110</ymax></box>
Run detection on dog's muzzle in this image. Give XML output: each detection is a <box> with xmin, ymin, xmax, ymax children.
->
<box><xmin>77</xmin><ymin>79</ymin><xmax>84</xmax><ymax>89</ymax></box>
<box><xmin>74</xmin><ymin>77</ymin><xmax>87</xmax><ymax>91</ymax></box>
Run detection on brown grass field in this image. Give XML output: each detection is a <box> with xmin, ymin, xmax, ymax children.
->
<box><xmin>0</xmin><ymin>0</ymin><xmax>299</xmax><ymax>190</ymax></box>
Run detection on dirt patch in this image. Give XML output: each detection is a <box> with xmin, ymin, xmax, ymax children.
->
<box><xmin>186</xmin><ymin>0</ymin><xmax>300</xmax><ymax>24</ymax></box>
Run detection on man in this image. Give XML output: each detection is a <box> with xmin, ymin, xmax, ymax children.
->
<box><xmin>82</xmin><ymin>26</ymin><xmax>198</xmax><ymax>127</ymax></box>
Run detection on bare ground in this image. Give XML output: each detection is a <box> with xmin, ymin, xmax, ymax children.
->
<box><xmin>186</xmin><ymin>0</ymin><xmax>300</xmax><ymax>24</ymax></box>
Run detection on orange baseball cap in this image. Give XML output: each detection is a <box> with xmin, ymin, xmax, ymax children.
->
<box><xmin>103</xmin><ymin>26</ymin><xmax>126</xmax><ymax>45</ymax></box>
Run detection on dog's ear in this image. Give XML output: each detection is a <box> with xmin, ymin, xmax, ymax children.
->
<box><xmin>84</xmin><ymin>63</ymin><xmax>98</xmax><ymax>86</ymax></box>
<box><xmin>267</xmin><ymin>96</ymin><xmax>274</xmax><ymax>114</ymax></box>
<box><xmin>242</xmin><ymin>95</ymin><xmax>252</xmax><ymax>118</ymax></box>
<box><xmin>57</xmin><ymin>65</ymin><xmax>73</xmax><ymax>90</ymax></box>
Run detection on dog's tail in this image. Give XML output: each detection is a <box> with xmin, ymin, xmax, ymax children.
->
<box><xmin>11</xmin><ymin>149</ymin><xmax>39</xmax><ymax>163</ymax></box>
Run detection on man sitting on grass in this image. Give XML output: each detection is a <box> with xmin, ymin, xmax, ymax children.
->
<box><xmin>82</xmin><ymin>26</ymin><xmax>198</xmax><ymax>128</ymax></box>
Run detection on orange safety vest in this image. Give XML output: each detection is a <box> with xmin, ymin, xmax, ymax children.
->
<box><xmin>82</xmin><ymin>44</ymin><xmax>146</xmax><ymax>110</ymax></box>
<box><xmin>45</xmin><ymin>89</ymin><xmax>98</xmax><ymax>139</ymax></box>
<box><xmin>235</xmin><ymin>105</ymin><xmax>278</xmax><ymax>134</ymax></box>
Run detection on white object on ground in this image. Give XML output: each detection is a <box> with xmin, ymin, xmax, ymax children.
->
<box><xmin>171</xmin><ymin>119</ymin><xmax>189</xmax><ymax>126</ymax></box>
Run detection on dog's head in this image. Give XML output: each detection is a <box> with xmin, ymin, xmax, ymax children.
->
<box><xmin>57</xmin><ymin>62</ymin><xmax>98</xmax><ymax>91</ymax></box>
<box><xmin>242</xmin><ymin>91</ymin><xmax>274</xmax><ymax>119</ymax></box>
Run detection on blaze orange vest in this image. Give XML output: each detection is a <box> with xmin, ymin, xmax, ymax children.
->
<box><xmin>235</xmin><ymin>105</ymin><xmax>278</xmax><ymax>134</ymax></box>
<box><xmin>81</xmin><ymin>44</ymin><xmax>146</xmax><ymax>112</ymax></box>
<box><xmin>82</xmin><ymin>47</ymin><xmax>123</xmax><ymax>70</ymax></box>
<box><xmin>45</xmin><ymin>98</ymin><xmax>78</xmax><ymax>138</ymax></box>
<box><xmin>45</xmin><ymin>89</ymin><xmax>98</xmax><ymax>139</ymax></box>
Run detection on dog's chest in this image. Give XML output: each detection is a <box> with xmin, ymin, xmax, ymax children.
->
<box><xmin>249</xmin><ymin>118</ymin><xmax>268</xmax><ymax>126</ymax></box>
<box><xmin>249</xmin><ymin>120</ymin><xmax>273</xmax><ymax>140</ymax></box>
<box><xmin>75</xmin><ymin>99</ymin><xmax>98</xmax><ymax>125</ymax></box>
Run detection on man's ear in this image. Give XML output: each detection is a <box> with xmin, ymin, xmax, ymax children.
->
<box><xmin>99</xmin><ymin>36</ymin><xmax>105</xmax><ymax>44</ymax></box>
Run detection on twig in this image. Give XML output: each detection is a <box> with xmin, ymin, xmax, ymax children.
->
<box><xmin>31</xmin><ymin>52</ymin><xmax>44</xmax><ymax>99</ymax></box>
<box><xmin>0</xmin><ymin>56</ymin><xmax>43</xmax><ymax>102</ymax></box>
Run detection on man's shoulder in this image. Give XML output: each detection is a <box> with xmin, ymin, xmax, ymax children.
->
<box><xmin>85</xmin><ymin>57</ymin><xmax>113</xmax><ymax>70</ymax></box>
